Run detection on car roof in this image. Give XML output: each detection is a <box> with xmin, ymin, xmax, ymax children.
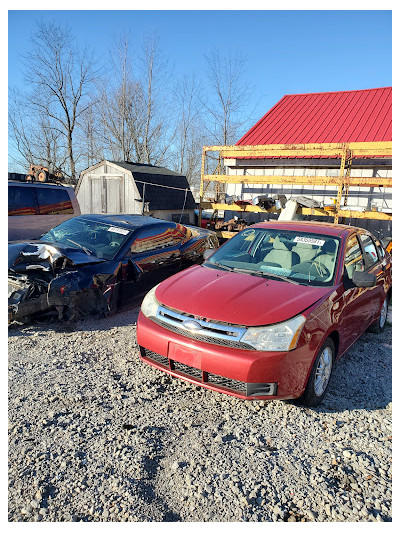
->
<box><xmin>8</xmin><ymin>181</ymin><xmax>74</xmax><ymax>190</ymax></box>
<box><xmin>250</xmin><ymin>220</ymin><xmax>358</xmax><ymax>237</ymax></box>
<box><xmin>77</xmin><ymin>213</ymin><xmax>173</xmax><ymax>229</ymax></box>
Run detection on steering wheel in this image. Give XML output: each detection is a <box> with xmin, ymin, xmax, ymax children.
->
<box><xmin>109</xmin><ymin>241</ymin><xmax>120</xmax><ymax>248</ymax></box>
<box><xmin>309</xmin><ymin>261</ymin><xmax>330</xmax><ymax>278</ymax></box>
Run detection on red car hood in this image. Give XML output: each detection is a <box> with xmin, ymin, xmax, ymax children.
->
<box><xmin>156</xmin><ymin>264</ymin><xmax>332</xmax><ymax>327</ymax></box>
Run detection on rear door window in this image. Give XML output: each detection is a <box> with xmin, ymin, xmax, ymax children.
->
<box><xmin>344</xmin><ymin>235</ymin><xmax>365</xmax><ymax>280</ymax></box>
<box><xmin>36</xmin><ymin>188</ymin><xmax>74</xmax><ymax>215</ymax></box>
<box><xmin>359</xmin><ymin>234</ymin><xmax>379</xmax><ymax>268</ymax></box>
<box><xmin>131</xmin><ymin>225</ymin><xmax>182</xmax><ymax>254</ymax></box>
<box><xmin>374</xmin><ymin>239</ymin><xmax>385</xmax><ymax>260</ymax></box>
<box><xmin>8</xmin><ymin>186</ymin><xmax>37</xmax><ymax>216</ymax></box>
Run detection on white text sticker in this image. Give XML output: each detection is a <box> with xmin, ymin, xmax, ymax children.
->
<box><xmin>108</xmin><ymin>226</ymin><xmax>129</xmax><ymax>235</ymax></box>
<box><xmin>294</xmin><ymin>236</ymin><xmax>325</xmax><ymax>246</ymax></box>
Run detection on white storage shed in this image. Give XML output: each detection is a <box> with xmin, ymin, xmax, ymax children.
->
<box><xmin>76</xmin><ymin>161</ymin><xmax>196</xmax><ymax>224</ymax></box>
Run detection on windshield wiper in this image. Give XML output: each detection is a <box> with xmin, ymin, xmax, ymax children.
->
<box><xmin>232</xmin><ymin>267</ymin><xmax>263</xmax><ymax>276</ymax></box>
<box><xmin>208</xmin><ymin>261</ymin><xmax>234</xmax><ymax>271</ymax></box>
<box><xmin>231</xmin><ymin>267</ymin><xmax>300</xmax><ymax>284</ymax></box>
<box><xmin>258</xmin><ymin>271</ymin><xmax>300</xmax><ymax>285</ymax></box>
<box><xmin>66</xmin><ymin>239</ymin><xmax>93</xmax><ymax>256</ymax></box>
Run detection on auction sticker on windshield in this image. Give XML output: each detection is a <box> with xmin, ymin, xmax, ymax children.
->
<box><xmin>108</xmin><ymin>226</ymin><xmax>130</xmax><ymax>235</ymax></box>
<box><xmin>294</xmin><ymin>236</ymin><xmax>325</xmax><ymax>246</ymax></box>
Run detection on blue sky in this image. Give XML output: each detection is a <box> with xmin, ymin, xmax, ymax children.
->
<box><xmin>8</xmin><ymin>9</ymin><xmax>392</xmax><ymax>127</ymax></box>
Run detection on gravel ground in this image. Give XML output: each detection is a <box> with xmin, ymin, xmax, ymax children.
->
<box><xmin>8</xmin><ymin>307</ymin><xmax>392</xmax><ymax>522</ymax></box>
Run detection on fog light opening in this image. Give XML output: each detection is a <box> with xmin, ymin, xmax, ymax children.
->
<box><xmin>246</xmin><ymin>383</ymin><xmax>278</xmax><ymax>397</ymax></box>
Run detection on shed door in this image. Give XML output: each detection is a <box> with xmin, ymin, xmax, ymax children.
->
<box><xmin>90</xmin><ymin>177</ymin><xmax>103</xmax><ymax>213</ymax></box>
<box><xmin>104</xmin><ymin>177</ymin><xmax>123</xmax><ymax>213</ymax></box>
<box><xmin>89</xmin><ymin>176</ymin><xmax>123</xmax><ymax>214</ymax></box>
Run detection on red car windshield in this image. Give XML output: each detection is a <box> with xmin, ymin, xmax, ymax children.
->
<box><xmin>206</xmin><ymin>228</ymin><xmax>340</xmax><ymax>286</ymax></box>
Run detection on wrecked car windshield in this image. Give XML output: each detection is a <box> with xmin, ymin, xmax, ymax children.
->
<box><xmin>41</xmin><ymin>218</ymin><xmax>132</xmax><ymax>260</ymax></box>
<box><xmin>206</xmin><ymin>228</ymin><xmax>340</xmax><ymax>286</ymax></box>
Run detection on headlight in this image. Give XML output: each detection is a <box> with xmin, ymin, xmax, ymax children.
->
<box><xmin>140</xmin><ymin>284</ymin><xmax>160</xmax><ymax>318</ymax></box>
<box><xmin>241</xmin><ymin>314</ymin><xmax>306</xmax><ymax>351</ymax></box>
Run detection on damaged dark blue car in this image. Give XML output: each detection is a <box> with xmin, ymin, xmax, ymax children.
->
<box><xmin>8</xmin><ymin>214</ymin><xmax>218</xmax><ymax>324</ymax></box>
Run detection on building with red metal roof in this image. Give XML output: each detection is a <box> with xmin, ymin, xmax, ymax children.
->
<box><xmin>223</xmin><ymin>87</ymin><xmax>392</xmax><ymax>237</ymax></box>
<box><xmin>237</xmin><ymin>87</ymin><xmax>392</xmax><ymax>146</ymax></box>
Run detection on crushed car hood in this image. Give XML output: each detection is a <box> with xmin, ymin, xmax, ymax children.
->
<box><xmin>8</xmin><ymin>241</ymin><xmax>105</xmax><ymax>272</ymax></box>
<box><xmin>156</xmin><ymin>264</ymin><xmax>333</xmax><ymax>327</ymax></box>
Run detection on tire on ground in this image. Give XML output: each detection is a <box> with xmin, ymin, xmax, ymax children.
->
<box><xmin>300</xmin><ymin>337</ymin><xmax>335</xmax><ymax>407</ymax></box>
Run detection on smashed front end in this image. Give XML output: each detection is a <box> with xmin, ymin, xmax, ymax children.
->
<box><xmin>8</xmin><ymin>273</ymin><xmax>51</xmax><ymax>324</ymax></box>
<box><xmin>8</xmin><ymin>242</ymin><xmax>108</xmax><ymax>325</ymax></box>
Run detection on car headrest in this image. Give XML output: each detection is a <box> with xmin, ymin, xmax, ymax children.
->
<box><xmin>273</xmin><ymin>236</ymin><xmax>290</xmax><ymax>251</ymax></box>
<box><xmin>293</xmin><ymin>242</ymin><xmax>314</xmax><ymax>249</ymax></box>
<box><xmin>321</xmin><ymin>240</ymin><xmax>336</xmax><ymax>254</ymax></box>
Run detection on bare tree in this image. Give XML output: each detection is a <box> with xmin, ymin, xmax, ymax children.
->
<box><xmin>202</xmin><ymin>50</ymin><xmax>249</xmax><ymax>146</ymax></box>
<box><xmin>98</xmin><ymin>31</ymin><xmax>174</xmax><ymax>167</ymax></box>
<box><xmin>9</xmin><ymin>88</ymin><xmax>67</xmax><ymax>174</ymax></box>
<box><xmin>79</xmin><ymin>105</ymin><xmax>104</xmax><ymax>169</ymax></box>
<box><xmin>171</xmin><ymin>75</ymin><xmax>205</xmax><ymax>188</ymax></box>
<box><xmin>21</xmin><ymin>21</ymin><xmax>98</xmax><ymax>181</ymax></box>
<box><xmin>137</xmin><ymin>31</ymin><xmax>175</xmax><ymax>165</ymax></box>
<box><xmin>8</xmin><ymin>89</ymin><xmax>36</xmax><ymax>170</ymax></box>
<box><xmin>97</xmin><ymin>34</ymin><xmax>135</xmax><ymax>162</ymax></box>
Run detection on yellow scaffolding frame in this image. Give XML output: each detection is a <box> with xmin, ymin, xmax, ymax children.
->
<box><xmin>199</xmin><ymin>141</ymin><xmax>392</xmax><ymax>231</ymax></box>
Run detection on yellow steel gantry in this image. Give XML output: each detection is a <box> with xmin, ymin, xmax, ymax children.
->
<box><xmin>199</xmin><ymin>141</ymin><xmax>392</xmax><ymax>235</ymax></box>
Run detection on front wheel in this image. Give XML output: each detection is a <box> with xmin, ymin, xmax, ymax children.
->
<box><xmin>300</xmin><ymin>338</ymin><xmax>335</xmax><ymax>407</ymax></box>
<box><xmin>368</xmin><ymin>295</ymin><xmax>389</xmax><ymax>334</ymax></box>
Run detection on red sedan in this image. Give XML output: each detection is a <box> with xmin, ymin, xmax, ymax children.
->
<box><xmin>137</xmin><ymin>221</ymin><xmax>391</xmax><ymax>406</ymax></box>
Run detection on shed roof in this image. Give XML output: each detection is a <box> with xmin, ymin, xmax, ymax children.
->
<box><xmin>237</xmin><ymin>87</ymin><xmax>392</xmax><ymax>147</ymax></box>
<box><xmin>109</xmin><ymin>161</ymin><xmax>196</xmax><ymax>211</ymax></box>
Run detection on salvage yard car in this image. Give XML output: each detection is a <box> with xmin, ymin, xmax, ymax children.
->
<box><xmin>137</xmin><ymin>221</ymin><xmax>391</xmax><ymax>406</ymax></box>
<box><xmin>8</xmin><ymin>181</ymin><xmax>80</xmax><ymax>241</ymax></box>
<box><xmin>8</xmin><ymin>214</ymin><xmax>218</xmax><ymax>324</ymax></box>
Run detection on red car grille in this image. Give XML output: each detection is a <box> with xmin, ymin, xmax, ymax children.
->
<box><xmin>152</xmin><ymin>317</ymin><xmax>254</xmax><ymax>350</ymax></box>
<box><xmin>142</xmin><ymin>348</ymin><xmax>247</xmax><ymax>395</ymax></box>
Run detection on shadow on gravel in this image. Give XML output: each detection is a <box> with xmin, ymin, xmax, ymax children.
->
<box><xmin>292</xmin><ymin>329</ymin><xmax>392</xmax><ymax>414</ymax></box>
<box><xmin>134</xmin><ymin>425</ymin><xmax>182</xmax><ymax>522</ymax></box>
<box><xmin>8</xmin><ymin>306</ymin><xmax>141</xmax><ymax>337</ymax></box>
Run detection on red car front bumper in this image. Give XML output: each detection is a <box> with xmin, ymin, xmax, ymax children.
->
<box><xmin>137</xmin><ymin>311</ymin><xmax>315</xmax><ymax>400</ymax></box>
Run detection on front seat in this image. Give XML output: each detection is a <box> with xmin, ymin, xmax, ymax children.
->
<box><xmin>313</xmin><ymin>241</ymin><xmax>337</xmax><ymax>271</ymax></box>
<box><xmin>263</xmin><ymin>236</ymin><xmax>300</xmax><ymax>269</ymax></box>
<box><xmin>291</xmin><ymin>242</ymin><xmax>318</xmax><ymax>263</ymax></box>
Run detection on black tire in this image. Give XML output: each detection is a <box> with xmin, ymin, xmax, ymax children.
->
<box><xmin>35</xmin><ymin>169</ymin><xmax>49</xmax><ymax>182</ymax></box>
<box><xmin>300</xmin><ymin>337</ymin><xmax>335</xmax><ymax>407</ymax></box>
<box><xmin>368</xmin><ymin>295</ymin><xmax>389</xmax><ymax>334</ymax></box>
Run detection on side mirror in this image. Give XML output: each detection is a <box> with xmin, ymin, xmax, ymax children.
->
<box><xmin>203</xmin><ymin>248</ymin><xmax>214</xmax><ymax>261</ymax></box>
<box><xmin>352</xmin><ymin>271</ymin><xmax>377</xmax><ymax>288</ymax></box>
<box><xmin>128</xmin><ymin>258</ymin><xmax>142</xmax><ymax>281</ymax></box>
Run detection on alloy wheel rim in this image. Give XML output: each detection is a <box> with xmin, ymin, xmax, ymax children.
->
<box><xmin>314</xmin><ymin>347</ymin><xmax>333</xmax><ymax>396</ymax></box>
<box><xmin>379</xmin><ymin>299</ymin><xmax>388</xmax><ymax>328</ymax></box>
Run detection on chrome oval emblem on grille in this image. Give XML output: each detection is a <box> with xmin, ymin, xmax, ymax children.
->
<box><xmin>182</xmin><ymin>319</ymin><xmax>203</xmax><ymax>332</ymax></box>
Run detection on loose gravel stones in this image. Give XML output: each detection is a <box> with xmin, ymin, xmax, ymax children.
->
<box><xmin>8</xmin><ymin>307</ymin><xmax>392</xmax><ymax>521</ymax></box>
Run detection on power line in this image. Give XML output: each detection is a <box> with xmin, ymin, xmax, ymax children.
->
<box><xmin>134</xmin><ymin>179</ymin><xmax>191</xmax><ymax>193</ymax></box>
